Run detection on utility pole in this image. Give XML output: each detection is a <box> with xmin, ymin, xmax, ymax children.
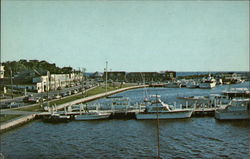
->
<box><xmin>156</xmin><ymin>94</ymin><xmax>160</xmax><ymax>159</ymax></box>
<box><xmin>82</xmin><ymin>68</ymin><xmax>86</xmax><ymax>97</ymax></box>
<box><xmin>105</xmin><ymin>61</ymin><xmax>108</xmax><ymax>95</ymax></box>
<box><xmin>10</xmin><ymin>68</ymin><xmax>13</xmax><ymax>99</ymax></box>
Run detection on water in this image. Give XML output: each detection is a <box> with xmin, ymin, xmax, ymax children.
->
<box><xmin>1</xmin><ymin>82</ymin><xmax>250</xmax><ymax>159</ymax></box>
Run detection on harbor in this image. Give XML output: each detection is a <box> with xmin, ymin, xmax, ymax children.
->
<box><xmin>1</xmin><ymin>1</ymin><xmax>249</xmax><ymax>158</ymax></box>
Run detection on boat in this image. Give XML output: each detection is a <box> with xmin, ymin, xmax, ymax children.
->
<box><xmin>199</xmin><ymin>75</ymin><xmax>216</xmax><ymax>89</ymax></box>
<box><xmin>43</xmin><ymin>113</ymin><xmax>71</xmax><ymax>123</ymax></box>
<box><xmin>215</xmin><ymin>98</ymin><xmax>250</xmax><ymax>120</ymax></box>
<box><xmin>73</xmin><ymin>103</ymin><xmax>111</xmax><ymax>120</ymax></box>
<box><xmin>74</xmin><ymin>112</ymin><xmax>111</xmax><ymax>120</ymax></box>
<box><xmin>222</xmin><ymin>88</ymin><xmax>250</xmax><ymax>98</ymax></box>
<box><xmin>136</xmin><ymin>95</ymin><xmax>193</xmax><ymax>119</ymax></box>
<box><xmin>164</xmin><ymin>81</ymin><xmax>182</xmax><ymax>88</ymax></box>
<box><xmin>186</xmin><ymin>80</ymin><xmax>199</xmax><ymax>88</ymax></box>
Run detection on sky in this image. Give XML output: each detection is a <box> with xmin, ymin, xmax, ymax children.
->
<box><xmin>1</xmin><ymin>1</ymin><xmax>249</xmax><ymax>72</ymax></box>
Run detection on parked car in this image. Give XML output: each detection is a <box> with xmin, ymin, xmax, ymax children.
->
<box><xmin>0</xmin><ymin>103</ymin><xmax>9</xmax><ymax>109</ymax></box>
<box><xmin>23</xmin><ymin>94</ymin><xmax>39</xmax><ymax>103</ymax></box>
<box><xmin>67</xmin><ymin>91</ymin><xmax>72</xmax><ymax>96</ymax></box>
<box><xmin>53</xmin><ymin>94</ymin><xmax>61</xmax><ymax>99</ymax></box>
<box><xmin>60</xmin><ymin>92</ymin><xmax>68</xmax><ymax>97</ymax></box>
<box><xmin>8</xmin><ymin>102</ymin><xmax>21</xmax><ymax>108</ymax></box>
<box><xmin>71</xmin><ymin>90</ymin><xmax>78</xmax><ymax>94</ymax></box>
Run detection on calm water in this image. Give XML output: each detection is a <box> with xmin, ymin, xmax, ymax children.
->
<box><xmin>1</xmin><ymin>82</ymin><xmax>250</xmax><ymax>159</ymax></box>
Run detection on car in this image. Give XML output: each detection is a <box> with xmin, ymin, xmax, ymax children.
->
<box><xmin>67</xmin><ymin>91</ymin><xmax>72</xmax><ymax>96</ymax></box>
<box><xmin>71</xmin><ymin>90</ymin><xmax>78</xmax><ymax>94</ymax></box>
<box><xmin>54</xmin><ymin>94</ymin><xmax>61</xmax><ymax>99</ymax></box>
<box><xmin>60</xmin><ymin>92</ymin><xmax>68</xmax><ymax>97</ymax></box>
<box><xmin>8</xmin><ymin>102</ymin><xmax>21</xmax><ymax>108</ymax></box>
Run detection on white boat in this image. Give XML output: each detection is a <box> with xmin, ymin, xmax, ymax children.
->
<box><xmin>222</xmin><ymin>88</ymin><xmax>250</xmax><ymax>98</ymax></box>
<box><xmin>199</xmin><ymin>75</ymin><xmax>216</xmax><ymax>89</ymax></box>
<box><xmin>186</xmin><ymin>80</ymin><xmax>199</xmax><ymax>88</ymax></box>
<box><xmin>74</xmin><ymin>112</ymin><xmax>111</xmax><ymax>120</ymax></box>
<box><xmin>136</xmin><ymin>95</ymin><xmax>193</xmax><ymax>119</ymax></box>
<box><xmin>215</xmin><ymin>98</ymin><xmax>250</xmax><ymax>120</ymax></box>
<box><xmin>165</xmin><ymin>81</ymin><xmax>182</xmax><ymax>88</ymax></box>
<box><xmin>43</xmin><ymin>113</ymin><xmax>71</xmax><ymax>122</ymax></box>
<box><xmin>73</xmin><ymin>103</ymin><xmax>111</xmax><ymax>120</ymax></box>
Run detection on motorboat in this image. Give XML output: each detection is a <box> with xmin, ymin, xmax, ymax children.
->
<box><xmin>222</xmin><ymin>88</ymin><xmax>250</xmax><ymax>98</ymax></box>
<box><xmin>199</xmin><ymin>75</ymin><xmax>216</xmax><ymax>89</ymax></box>
<box><xmin>215</xmin><ymin>98</ymin><xmax>250</xmax><ymax>120</ymax></box>
<box><xmin>186</xmin><ymin>80</ymin><xmax>199</xmax><ymax>88</ymax></box>
<box><xmin>74</xmin><ymin>112</ymin><xmax>111</xmax><ymax>120</ymax></box>
<box><xmin>73</xmin><ymin>103</ymin><xmax>111</xmax><ymax>120</ymax></box>
<box><xmin>43</xmin><ymin>113</ymin><xmax>71</xmax><ymax>123</ymax></box>
<box><xmin>136</xmin><ymin>95</ymin><xmax>193</xmax><ymax>119</ymax></box>
<box><xmin>164</xmin><ymin>81</ymin><xmax>182</xmax><ymax>88</ymax></box>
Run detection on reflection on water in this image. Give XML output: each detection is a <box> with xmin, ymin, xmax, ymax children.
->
<box><xmin>1</xmin><ymin>82</ymin><xmax>249</xmax><ymax>159</ymax></box>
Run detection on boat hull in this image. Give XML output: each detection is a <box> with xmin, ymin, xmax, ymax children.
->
<box><xmin>75</xmin><ymin>113</ymin><xmax>110</xmax><ymax>120</ymax></box>
<box><xmin>199</xmin><ymin>82</ymin><xmax>216</xmax><ymax>89</ymax></box>
<box><xmin>215</xmin><ymin>110</ymin><xmax>250</xmax><ymax>120</ymax></box>
<box><xmin>136</xmin><ymin>110</ymin><xmax>193</xmax><ymax>120</ymax></box>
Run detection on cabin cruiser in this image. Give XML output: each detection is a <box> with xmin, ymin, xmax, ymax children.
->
<box><xmin>186</xmin><ymin>80</ymin><xmax>199</xmax><ymax>88</ymax></box>
<box><xmin>199</xmin><ymin>76</ymin><xmax>216</xmax><ymax>89</ymax></box>
<box><xmin>215</xmin><ymin>98</ymin><xmax>250</xmax><ymax>120</ymax></box>
<box><xmin>164</xmin><ymin>81</ymin><xmax>182</xmax><ymax>88</ymax></box>
<box><xmin>73</xmin><ymin>104</ymin><xmax>111</xmax><ymax>120</ymax></box>
<box><xmin>43</xmin><ymin>113</ymin><xmax>71</xmax><ymax>123</ymax></box>
<box><xmin>222</xmin><ymin>88</ymin><xmax>250</xmax><ymax>98</ymax></box>
<box><xmin>136</xmin><ymin>95</ymin><xmax>193</xmax><ymax>119</ymax></box>
<box><xmin>74</xmin><ymin>112</ymin><xmax>111</xmax><ymax>120</ymax></box>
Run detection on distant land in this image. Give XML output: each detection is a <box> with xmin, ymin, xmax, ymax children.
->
<box><xmin>1</xmin><ymin>59</ymin><xmax>248</xmax><ymax>78</ymax></box>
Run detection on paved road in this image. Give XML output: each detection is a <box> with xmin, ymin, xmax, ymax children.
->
<box><xmin>0</xmin><ymin>83</ymin><xmax>97</xmax><ymax>107</ymax></box>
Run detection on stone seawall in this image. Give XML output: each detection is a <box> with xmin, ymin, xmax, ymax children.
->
<box><xmin>0</xmin><ymin>114</ymin><xmax>36</xmax><ymax>132</ymax></box>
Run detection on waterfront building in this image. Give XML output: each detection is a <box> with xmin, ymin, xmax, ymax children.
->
<box><xmin>103</xmin><ymin>71</ymin><xmax>126</xmax><ymax>82</ymax></box>
<box><xmin>125</xmin><ymin>71</ymin><xmax>176</xmax><ymax>83</ymax></box>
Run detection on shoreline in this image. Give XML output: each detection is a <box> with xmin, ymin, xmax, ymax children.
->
<box><xmin>0</xmin><ymin>85</ymin><xmax>146</xmax><ymax>132</ymax></box>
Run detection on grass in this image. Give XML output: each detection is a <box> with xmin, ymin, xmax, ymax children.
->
<box><xmin>14</xmin><ymin>84</ymin><xmax>135</xmax><ymax>112</ymax></box>
<box><xmin>0</xmin><ymin>114</ymin><xmax>22</xmax><ymax>123</ymax></box>
<box><xmin>15</xmin><ymin>104</ymin><xmax>43</xmax><ymax>112</ymax></box>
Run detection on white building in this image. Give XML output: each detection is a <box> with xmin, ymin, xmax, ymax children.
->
<box><xmin>32</xmin><ymin>73</ymin><xmax>83</xmax><ymax>93</ymax></box>
<box><xmin>33</xmin><ymin>76</ymin><xmax>50</xmax><ymax>93</ymax></box>
<box><xmin>0</xmin><ymin>65</ymin><xmax>4</xmax><ymax>79</ymax></box>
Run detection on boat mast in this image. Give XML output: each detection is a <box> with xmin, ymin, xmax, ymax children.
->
<box><xmin>105</xmin><ymin>61</ymin><xmax>108</xmax><ymax>96</ymax></box>
<box><xmin>156</xmin><ymin>95</ymin><xmax>160</xmax><ymax>159</ymax></box>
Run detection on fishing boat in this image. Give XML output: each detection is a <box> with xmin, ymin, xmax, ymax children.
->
<box><xmin>74</xmin><ymin>112</ymin><xmax>111</xmax><ymax>120</ymax></box>
<box><xmin>222</xmin><ymin>88</ymin><xmax>250</xmax><ymax>98</ymax></box>
<box><xmin>136</xmin><ymin>95</ymin><xmax>193</xmax><ymax>119</ymax></box>
<box><xmin>215</xmin><ymin>98</ymin><xmax>250</xmax><ymax>120</ymax></box>
<box><xmin>74</xmin><ymin>104</ymin><xmax>111</xmax><ymax>120</ymax></box>
<box><xmin>164</xmin><ymin>81</ymin><xmax>182</xmax><ymax>88</ymax></box>
<box><xmin>186</xmin><ymin>80</ymin><xmax>199</xmax><ymax>88</ymax></box>
<box><xmin>199</xmin><ymin>75</ymin><xmax>216</xmax><ymax>89</ymax></box>
<box><xmin>43</xmin><ymin>113</ymin><xmax>71</xmax><ymax>123</ymax></box>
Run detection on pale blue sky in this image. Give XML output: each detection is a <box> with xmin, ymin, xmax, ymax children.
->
<box><xmin>1</xmin><ymin>1</ymin><xmax>249</xmax><ymax>72</ymax></box>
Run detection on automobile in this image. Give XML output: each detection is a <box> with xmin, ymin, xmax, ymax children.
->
<box><xmin>0</xmin><ymin>103</ymin><xmax>9</xmax><ymax>109</ymax></box>
<box><xmin>8</xmin><ymin>102</ymin><xmax>21</xmax><ymax>108</ymax></box>
<box><xmin>44</xmin><ymin>96</ymin><xmax>53</xmax><ymax>101</ymax></box>
<box><xmin>67</xmin><ymin>91</ymin><xmax>72</xmax><ymax>96</ymax></box>
<box><xmin>60</xmin><ymin>92</ymin><xmax>68</xmax><ymax>97</ymax></box>
<box><xmin>54</xmin><ymin>94</ymin><xmax>61</xmax><ymax>99</ymax></box>
<box><xmin>78</xmin><ymin>88</ymin><xmax>84</xmax><ymax>92</ymax></box>
<box><xmin>71</xmin><ymin>90</ymin><xmax>78</xmax><ymax>94</ymax></box>
<box><xmin>23</xmin><ymin>95</ymin><xmax>39</xmax><ymax>103</ymax></box>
